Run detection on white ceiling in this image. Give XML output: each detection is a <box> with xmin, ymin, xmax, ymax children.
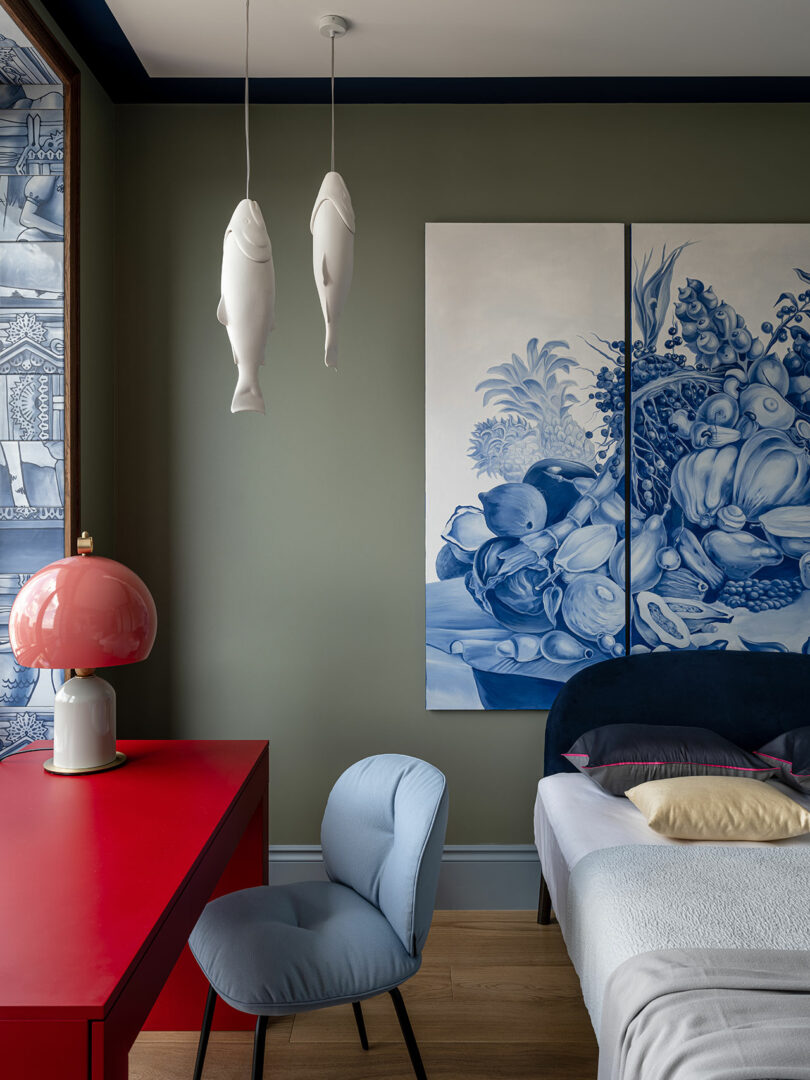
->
<box><xmin>105</xmin><ymin>0</ymin><xmax>810</xmax><ymax>80</ymax></box>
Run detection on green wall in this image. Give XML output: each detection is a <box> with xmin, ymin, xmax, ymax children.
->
<box><xmin>77</xmin><ymin>70</ymin><xmax>115</xmax><ymax>555</ymax></box>
<box><xmin>111</xmin><ymin>101</ymin><xmax>810</xmax><ymax>844</ymax></box>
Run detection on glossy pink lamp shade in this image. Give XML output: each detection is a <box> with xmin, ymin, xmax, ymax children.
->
<box><xmin>9</xmin><ymin>555</ymin><xmax>157</xmax><ymax>669</ymax></box>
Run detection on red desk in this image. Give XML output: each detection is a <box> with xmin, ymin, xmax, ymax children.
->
<box><xmin>0</xmin><ymin>739</ymin><xmax>268</xmax><ymax>1079</ymax></box>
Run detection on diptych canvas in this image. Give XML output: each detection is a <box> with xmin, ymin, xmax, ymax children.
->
<box><xmin>629</xmin><ymin>224</ymin><xmax>810</xmax><ymax>656</ymax></box>
<box><xmin>427</xmin><ymin>223</ymin><xmax>810</xmax><ymax>709</ymax></box>
<box><xmin>0</xmin><ymin>10</ymin><xmax>65</xmax><ymax>753</ymax></box>
<box><xmin>426</xmin><ymin>223</ymin><xmax>625</xmax><ymax>710</ymax></box>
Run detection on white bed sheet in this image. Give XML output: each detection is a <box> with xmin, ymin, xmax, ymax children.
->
<box><xmin>533</xmin><ymin>773</ymin><xmax>810</xmax><ymax>938</ymax></box>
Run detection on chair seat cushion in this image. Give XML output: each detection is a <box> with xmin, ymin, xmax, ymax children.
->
<box><xmin>189</xmin><ymin>880</ymin><xmax>421</xmax><ymax>1016</ymax></box>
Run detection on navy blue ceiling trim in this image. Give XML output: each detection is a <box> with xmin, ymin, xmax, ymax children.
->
<box><xmin>126</xmin><ymin>76</ymin><xmax>810</xmax><ymax>106</ymax></box>
<box><xmin>40</xmin><ymin>0</ymin><xmax>149</xmax><ymax>97</ymax></box>
<box><xmin>42</xmin><ymin>0</ymin><xmax>810</xmax><ymax>104</ymax></box>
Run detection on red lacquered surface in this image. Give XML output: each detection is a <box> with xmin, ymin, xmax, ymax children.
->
<box><xmin>142</xmin><ymin>794</ymin><xmax>267</xmax><ymax>1032</ymax></box>
<box><xmin>0</xmin><ymin>739</ymin><xmax>268</xmax><ymax>1076</ymax></box>
<box><xmin>9</xmin><ymin>555</ymin><xmax>157</xmax><ymax>668</ymax></box>
<box><xmin>0</xmin><ymin>1020</ymin><xmax>89</xmax><ymax>1079</ymax></box>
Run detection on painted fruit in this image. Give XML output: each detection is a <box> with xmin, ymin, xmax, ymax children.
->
<box><xmin>695</xmin><ymin>392</ymin><xmax>739</xmax><ymax>428</ymax></box>
<box><xmin>670</xmin><ymin>444</ymin><xmax>739</xmax><ymax>529</ymax></box>
<box><xmin>732</xmin><ymin>428</ymin><xmax>810</xmax><ymax>521</ymax></box>
<box><xmin>466</xmin><ymin>537</ymin><xmax>553</xmax><ymax>634</ymax></box>
<box><xmin>479</xmin><ymin>484</ymin><xmax>548</xmax><ymax>537</ymax></box>
<box><xmin>662</xmin><ymin>597</ymin><xmax>733</xmax><ymax>632</ymax></box>
<box><xmin>656</xmin><ymin>547</ymin><xmax>681</xmax><ymax>571</ymax></box>
<box><xmin>441</xmin><ymin>505</ymin><xmax>493</xmax><ymax>562</ymax></box>
<box><xmin>738</xmin><ymin>384</ymin><xmax>795</xmax><ymax>430</ymax></box>
<box><xmin>656</xmin><ymin>568</ymin><xmax>709</xmax><ymax>600</ymax></box>
<box><xmin>522</xmin><ymin>458</ymin><xmax>596</xmax><ymax>524</ymax></box>
<box><xmin>610</xmin><ymin>514</ymin><xmax>666</xmax><ymax>592</ymax></box>
<box><xmin>675</xmin><ymin>529</ymin><xmax>724</xmax><ymax>590</ymax></box>
<box><xmin>717</xmin><ymin>505</ymin><xmax>746</xmax><ymax>532</ymax></box>
<box><xmin>538</xmin><ymin>630</ymin><xmax>593</xmax><ymax>664</ymax></box>
<box><xmin>702</xmin><ymin>529</ymin><xmax>783</xmax><ymax>580</ymax></box>
<box><xmin>750</xmin><ymin>354</ymin><xmax>790</xmax><ymax>396</ymax></box>
<box><xmin>554</xmin><ymin>524</ymin><xmax>617</xmax><ymax>574</ymax></box>
<box><xmin>496</xmin><ymin>635</ymin><xmax>543</xmax><ymax>662</ymax></box>
<box><xmin>561</xmin><ymin>573</ymin><xmax>625</xmax><ymax>641</ymax></box>
<box><xmin>635</xmin><ymin>592</ymin><xmax>691</xmax><ymax>649</ymax></box>
<box><xmin>759</xmin><ymin>505</ymin><xmax>810</xmax><ymax>558</ymax></box>
<box><xmin>435</xmin><ymin>543</ymin><xmax>468</xmax><ymax>580</ymax></box>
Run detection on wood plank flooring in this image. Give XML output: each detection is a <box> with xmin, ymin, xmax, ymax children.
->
<box><xmin>129</xmin><ymin>911</ymin><xmax>598</xmax><ymax>1080</ymax></box>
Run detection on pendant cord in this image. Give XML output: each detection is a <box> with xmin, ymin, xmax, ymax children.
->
<box><xmin>244</xmin><ymin>0</ymin><xmax>251</xmax><ymax>200</ymax></box>
<box><xmin>330</xmin><ymin>32</ymin><xmax>335</xmax><ymax>173</ymax></box>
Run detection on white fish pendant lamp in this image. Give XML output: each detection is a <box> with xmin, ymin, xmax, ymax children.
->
<box><xmin>218</xmin><ymin>0</ymin><xmax>275</xmax><ymax>414</ymax></box>
<box><xmin>311</xmin><ymin>15</ymin><xmax>355</xmax><ymax>370</ymax></box>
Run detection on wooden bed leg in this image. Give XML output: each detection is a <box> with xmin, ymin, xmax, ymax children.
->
<box><xmin>537</xmin><ymin>873</ymin><xmax>552</xmax><ymax>925</ymax></box>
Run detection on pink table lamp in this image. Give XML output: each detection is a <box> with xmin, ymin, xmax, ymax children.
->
<box><xmin>8</xmin><ymin>532</ymin><xmax>157</xmax><ymax>775</ymax></box>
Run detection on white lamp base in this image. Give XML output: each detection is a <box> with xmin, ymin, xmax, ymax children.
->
<box><xmin>46</xmin><ymin>673</ymin><xmax>123</xmax><ymax>775</ymax></box>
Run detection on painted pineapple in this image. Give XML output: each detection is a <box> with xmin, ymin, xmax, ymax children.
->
<box><xmin>469</xmin><ymin>338</ymin><xmax>595</xmax><ymax>481</ymax></box>
<box><xmin>469</xmin><ymin>417</ymin><xmax>541</xmax><ymax>482</ymax></box>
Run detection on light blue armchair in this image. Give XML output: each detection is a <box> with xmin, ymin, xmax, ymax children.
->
<box><xmin>189</xmin><ymin>754</ymin><xmax>449</xmax><ymax>1079</ymax></box>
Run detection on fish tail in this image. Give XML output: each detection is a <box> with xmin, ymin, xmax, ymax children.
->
<box><xmin>231</xmin><ymin>378</ymin><xmax>266</xmax><ymax>414</ymax></box>
<box><xmin>324</xmin><ymin>325</ymin><xmax>338</xmax><ymax>370</ymax></box>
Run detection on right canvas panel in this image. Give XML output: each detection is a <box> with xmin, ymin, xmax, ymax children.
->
<box><xmin>630</xmin><ymin>224</ymin><xmax>810</xmax><ymax>655</ymax></box>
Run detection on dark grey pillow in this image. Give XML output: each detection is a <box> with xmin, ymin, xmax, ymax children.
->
<box><xmin>563</xmin><ymin>724</ymin><xmax>777</xmax><ymax>796</ymax></box>
<box><xmin>756</xmin><ymin>728</ymin><xmax>810</xmax><ymax>794</ymax></box>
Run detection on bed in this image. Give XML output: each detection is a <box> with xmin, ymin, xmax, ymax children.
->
<box><xmin>533</xmin><ymin>651</ymin><xmax>810</xmax><ymax>1080</ymax></box>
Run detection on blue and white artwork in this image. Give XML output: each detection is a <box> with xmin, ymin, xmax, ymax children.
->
<box><xmin>0</xmin><ymin>11</ymin><xmax>59</xmax><ymax>86</ymax></box>
<box><xmin>628</xmin><ymin>224</ymin><xmax>810</xmax><ymax>656</ymax></box>
<box><xmin>0</xmin><ymin>172</ymin><xmax>64</xmax><ymax>241</ymax></box>
<box><xmin>426</xmin><ymin>223</ymin><xmax>625</xmax><ymax>709</ymax></box>
<box><xmin>0</xmin><ymin>10</ymin><xmax>63</xmax><ymax>755</ymax></box>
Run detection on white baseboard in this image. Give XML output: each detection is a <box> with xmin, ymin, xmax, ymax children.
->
<box><xmin>268</xmin><ymin>844</ymin><xmax>540</xmax><ymax>910</ymax></box>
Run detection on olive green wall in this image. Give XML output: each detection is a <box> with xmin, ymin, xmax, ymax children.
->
<box><xmin>76</xmin><ymin>73</ymin><xmax>115</xmax><ymax>555</ymax></box>
<box><xmin>111</xmin><ymin>101</ymin><xmax>810</xmax><ymax>844</ymax></box>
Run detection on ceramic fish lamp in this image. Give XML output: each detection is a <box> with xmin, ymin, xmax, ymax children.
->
<box><xmin>311</xmin><ymin>15</ymin><xmax>355</xmax><ymax>370</ymax></box>
<box><xmin>218</xmin><ymin>0</ymin><xmax>275</xmax><ymax>414</ymax></box>
<box><xmin>219</xmin><ymin>199</ymin><xmax>275</xmax><ymax>413</ymax></box>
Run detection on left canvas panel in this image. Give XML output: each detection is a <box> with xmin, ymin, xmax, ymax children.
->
<box><xmin>0</xmin><ymin>7</ymin><xmax>65</xmax><ymax>753</ymax></box>
<box><xmin>425</xmin><ymin>223</ymin><xmax>626</xmax><ymax>710</ymax></box>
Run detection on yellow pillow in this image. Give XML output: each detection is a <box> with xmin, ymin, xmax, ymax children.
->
<box><xmin>625</xmin><ymin>775</ymin><xmax>810</xmax><ymax>841</ymax></box>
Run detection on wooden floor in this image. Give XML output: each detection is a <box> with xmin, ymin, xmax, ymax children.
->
<box><xmin>129</xmin><ymin>911</ymin><xmax>598</xmax><ymax>1080</ymax></box>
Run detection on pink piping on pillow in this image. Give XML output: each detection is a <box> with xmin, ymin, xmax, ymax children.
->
<box><xmin>562</xmin><ymin>754</ymin><xmax>773</xmax><ymax>772</ymax></box>
<box><xmin>756</xmin><ymin>751</ymin><xmax>810</xmax><ymax>778</ymax></box>
<box><xmin>757</xmin><ymin>752</ymin><xmax>792</xmax><ymax>765</ymax></box>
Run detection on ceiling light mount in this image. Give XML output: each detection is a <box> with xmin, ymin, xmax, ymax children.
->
<box><xmin>319</xmin><ymin>15</ymin><xmax>349</xmax><ymax>39</ymax></box>
<box><xmin>311</xmin><ymin>12</ymin><xmax>355</xmax><ymax>371</ymax></box>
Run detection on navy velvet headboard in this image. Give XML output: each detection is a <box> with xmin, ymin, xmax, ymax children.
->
<box><xmin>544</xmin><ymin>652</ymin><xmax>810</xmax><ymax>777</ymax></box>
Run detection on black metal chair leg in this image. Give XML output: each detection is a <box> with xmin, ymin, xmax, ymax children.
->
<box><xmin>389</xmin><ymin>986</ymin><xmax>428</xmax><ymax>1080</ymax></box>
<box><xmin>352</xmin><ymin>1000</ymin><xmax>369</xmax><ymax>1050</ymax></box>
<box><xmin>192</xmin><ymin>984</ymin><xmax>217</xmax><ymax>1080</ymax></box>
<box><xmin>251</xmin><ymin>1015</ymin><xmax>268</xmax><ymax>1080</ymax></box>
<box><xmin>537</xmin><ymin>873</ymin><xmax>552</xmax><ymax>925</ymax></box>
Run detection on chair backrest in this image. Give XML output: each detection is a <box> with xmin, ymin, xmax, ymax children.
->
<box><xmin>321</xmin><ymin>754</ymin><xmax>449</xmax><ymax>957</ymax></box>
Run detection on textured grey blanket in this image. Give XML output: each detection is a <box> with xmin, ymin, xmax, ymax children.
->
<box><xmin>598</xmin><ymin>948</ymin><xmax>810</xmax><ymax>1080</ymax></box>
<box><xmin>566</xmin><ymin>844</ymin><xmax>810</xmax><ymax>1035</ymax></box>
